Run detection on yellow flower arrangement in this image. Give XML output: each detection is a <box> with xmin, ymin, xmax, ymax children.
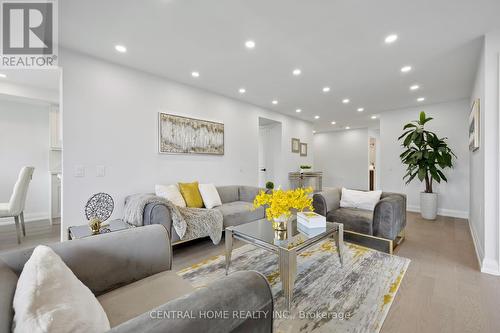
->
<box><xmin>253</xmin><ymin>187</ymin><xmax>314</xmax><ymax>221</ymax></box>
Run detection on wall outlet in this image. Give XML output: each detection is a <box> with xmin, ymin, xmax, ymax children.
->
<box><xmin>96</xmin><ymin>165</ymin><xmax>106</xmax><ymax>177</ymax></box>
<box><xmin>74</xmin><ymin>165</ymin><xmax>85</xmax><ymax>177</ymax></box>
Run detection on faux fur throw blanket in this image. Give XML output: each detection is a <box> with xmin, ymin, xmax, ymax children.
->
<box><xmin>123</xmin><ymin>193</ymin><xmax>223</xmax><ymax>244</ymax></box>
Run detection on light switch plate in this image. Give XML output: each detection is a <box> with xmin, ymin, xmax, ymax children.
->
<box><xmin>74</xmin><ymin>165</ymin><xmax>85</xmax><ymax>177</ymax></box>
<box><xmin>96</xmin><ymin>165</ymin><xmax>106</xmax><ymax>177</ymax></box>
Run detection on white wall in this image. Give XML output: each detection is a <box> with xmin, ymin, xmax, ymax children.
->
<box><xmin>60</xmin><ymin>49</ymin><xmax>313</xmax><ymax>234</ymax></box>
<box><xmin>313</xmin><ymin>128</ymin><xmax>369</xmax><ymax>190</ymax></box>
<box><xmin>0</xmin><ymin>99</ymin><xmax>50</xmax><ymax>222</ymax></box>
<box><xmin>469</xmin><ymin>31</ymin><xmax>500</xmax><ymax>275</ymax></box>
<box><xmin>380</xmin><ymin>99</ymin><xmax>470</xmax><ymax>218</ymax></box>
<box><xmin>469</xmin><ymin>38</ymin><xmax>486</xmax><ymax>269</ymax></box>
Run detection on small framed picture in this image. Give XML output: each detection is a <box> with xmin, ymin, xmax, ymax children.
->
<box><xmin>469</xmin><ymin>99</ymin><xmax>480</xmax><ymax>152</ymax></box>
<box><xmin>291</xmin><ymin>138</ymin><xmax>300</xmax><ymax>153</ymax></box>
<box><xmin>300</xmin><ymin>143</ymin><xmax>308</xmax><ymax>156</ymax></box>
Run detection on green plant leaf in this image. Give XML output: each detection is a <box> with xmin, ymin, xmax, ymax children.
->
<box><xmin>419</xmin><ymin>111</ymin><xmax>426</xmax><ymax>124</ymax></box>
<box><xmin>436</xmin><ymin>169</ymin><xmax>448</xmax><ymax>182</ymax></box>
<box><xmin>403</xmin><ymin>123</ymin><xmax>417</xmax><ymax>130</ymax></box>
<box><xmin>421</xmin><ymin>117</ymin><xmax>434</xmax><ymax>125</ymax></box>
<box><xmin>398</xmin><ymin>130</ymin><xmax>413</xmax><ymax>140</ymax></box>
<box><xmin>418</xmin><ymin>168</ymin><xmax>426</xmax><ymax>181</ymax></box>
<box><xmin>430</xmin><ymin>169</ymin><xmax>441</xmax><ymax>183</ymax></box>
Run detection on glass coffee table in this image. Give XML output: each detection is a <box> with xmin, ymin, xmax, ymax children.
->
<box><xmin>225</xmin><ymin>218</ymin><xmax>344</xmax><ymax>310</ymax></box>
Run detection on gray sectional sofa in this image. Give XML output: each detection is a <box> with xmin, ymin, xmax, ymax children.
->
<box><xmin>0</xmin><ymin>225</ymin><xmax>274</xmax><ymax>333</ymax></box>
<box><xmin>141</xmin><ymin>185</ymin><xmax>265</xmax><ymax>244</ymax></box>
<box><xmin>313</xmin><ymin>187</ymin><xmax>406</xmax><ymax>253</ymax></box>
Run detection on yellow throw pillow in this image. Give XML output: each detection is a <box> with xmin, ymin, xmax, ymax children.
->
<box><xmin>178</xmin><ymin>182</ymin><xmax>204</xmax><ymax>208</ymax></box>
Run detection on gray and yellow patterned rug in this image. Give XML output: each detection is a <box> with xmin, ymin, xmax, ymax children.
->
<box><xmin>178</xmin><ymin>240</ymin><xmax>410</xmax><ymax>333</ymax></box>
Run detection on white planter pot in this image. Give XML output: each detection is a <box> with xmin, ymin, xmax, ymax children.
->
<box><xmin>420</xmin><ymin>192</ymin><xmax>438</xmax><ymax>220</ymax></box>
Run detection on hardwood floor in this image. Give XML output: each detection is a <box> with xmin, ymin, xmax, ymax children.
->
<box><xmin>173</xmin><ymin>212</ymin><xmax>500</xmax><ymax>333</ymax></box>
<box><xmin>2</xmin><ymin>213</ymin><xmax>500</xmax><ymax>332</ymax></box>
<box><xmin>0</xmin><ymin>219</ymin><xmax>60</xmax><ymax>254</ymax></box>
<box><xmin>384</xmin><ymin>213</ymin><xmax>500</xmax><ymax>333</ymax></box>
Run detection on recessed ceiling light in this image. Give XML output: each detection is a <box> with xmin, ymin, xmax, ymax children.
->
<box><xmin>410</xmin><ymin>84</ymin><xmax>420</xmax><ymax>91</ymax></box>
<box><xmin>322</xmin><ymin>87</ymin><xmax>331</xmax><ymax>93</ymax></box>
<box><xmin>313</xmin><ymin>130</ymin><xmax>316</xmax><ymax>134</ymax></box>
<box><xmin>417</xmin><ymin>97</ymin><xmax>425</xmax><ymax>102</ymax></box>
<box><xmin>331</xmin><ymin>121</ymin><xmax>336</xmax><ymax>125</ymax></box>
<box><xmin>238</xmin><ymin>88</ymin><xmax>246</xmax><ymax>94</ymax></box>
<box><xmin>245</xmin><ymin>40</ymin><xmax>255</xmax><ymax>49</ymax></box>
<box><xmin>345</xmin><ymin>126</ymin><xmax>351</xmax><ymax>130</ymax></box>
<box><xmin>0</xmin><ymin>73</ymin><xmax>6</xmax><ymax>78</ymax></box>
<box><xmin>114</xmin><ymin>45</ymin><xmax>127</xmax><ymax>53</ymax></box>
<box><xmin>191</xmin><ymin>71</ymin><xmax>200</xmax><ymax>78</ymax></box>
<box><xmin>296</xmin><ymin>108</ymin><xmax>302</xmax><ymax>113</ymax></box>
<box><xmin>342</xmin><ymin>99</ymin><xmax>350</xmax><ymax>104</ymax></box>
<box><xmin>272</xmin><ymin>100</ymin><xmax>278</xmax><ymax>105</ymax></box>
<box><xmin>314</xmin><ymin>115</ymin><xmax>320</xmax><ymax>119</ymax></box>
<box><xmin>401</xmin><ymin>66</ymin><xmax>412</xmax><ymax>73</ymax></box>
<box><xmin>292</xmin><ymin>68</ymin><xmax>302</xmax><ymax>76</ymax></box>
<box><xmin>371</xmin><ymin>115</ymin><xmax>377</xmax><ymax>119</ymax></box>
<box><xmin>357</xmin><ymin>107</ymin><xmax>364</xmax><ymax>112</ymax></box>
<box><xmin>384</xmin><ymin>34</ymin><xmax>398</xmax><ymax>44</ymax></box>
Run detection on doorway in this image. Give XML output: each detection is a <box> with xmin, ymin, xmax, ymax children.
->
<box><xmin>0</xmin><ymin>69</ymin><xmax>62</xmax><ymax>251</ymax></box>
<box><xmin>369</xmin><ymin>137</ymin><xmax>376</xmax><ymax>190</ymax></box>
<box><xmin>258</xmin><ymin>117</ymin><xmax>282</xmax><ymax>188</ymax></box>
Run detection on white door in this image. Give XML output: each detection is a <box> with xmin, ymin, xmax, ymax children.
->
<box><xmin>258</xmin><ymin>127</ymin><xmax>275</xmax><ymax>187</ymax></box>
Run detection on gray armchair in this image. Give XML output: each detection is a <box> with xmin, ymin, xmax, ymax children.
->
<box><xmin>0</xmin><ymin>225</ymin><xmax>273</xmax><ymax>333</ymax></box>
<box><xmin>313</xmin><ymin>188</ymin><xmax>406</xmax><ymax>253</ymax></box>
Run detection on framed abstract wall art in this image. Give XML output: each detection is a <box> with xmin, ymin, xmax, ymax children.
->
<box><xmin>158</xmin><ymin>113</ymin><xmax>224</xmax><ymax>155</ymax></box>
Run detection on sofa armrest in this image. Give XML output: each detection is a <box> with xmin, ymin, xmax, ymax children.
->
<box><xmin>373</xmin><ymin>193</ymin><xmax>407</xmax><ymax>240</ymax></box>
<box><xmin>0</xmin><ymin>260</ymin><xmax>18</xmax><ymax>333</ymax></box>
<box><xmin>143</xmin><ymin>203</ymin><xmax>173</xmax><ymax>233</ymax></box>
<box><xmin>239</xmin><ymin>186</ymin><xmax>265</xmax><ymax>203</ymax></box>
<box><xmin>0</xmin><ymin>225</ymin><xmax>172</xmax><ymax>296</ymax></box>
<box><xmin>312</xmin><ymin>187</ymin><xmax>341</xmax><ymax>216</ymax></box>
<box><xmin>110</xmin><ymin>271</ymin><xmax>273</xmax><ymax>333</ymax></box>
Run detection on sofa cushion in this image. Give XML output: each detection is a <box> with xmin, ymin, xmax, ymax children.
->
<box><xmin>216</xmin><ymin>201</ymin><xmax>265</xmax><ymax>227</ymax></box>
<box><xmin>216</xmin><ymin>186</ymin><xmax>240</xmax><ymax>204</ymax></box>
<box><xmin>97</xmin><ymin>270</ymin><xmax>194</xmax><ymax>328</ymax></box>
<box><xmin>340</xmin><ymin>188</ymin><xmax>382</xmax><ymax>211</ymax></box>
<box><xmin>178</xmin><ymin>181</ymin><xmax>204</xmax><ymax>208</ymax></box>
<box><xmin>155</xmin><ymin>184</ymin><xmax>186</xmax><ymax>207</ymax></box>
<box><xmin>327</xmin><ymin>207</ymin><xmax>374</xmax><ymax>235</ymax></box>
<box><xmin>13</xmin><ymin>245</ymin><xmax>110</xmax><ymax>333</ymax></box>
<box><xmin>239</xmin><ymin>186</ymin><xmax>262</xmax><ymax>203</ymax></box>
<box><xmin>198</xmin><ymin>183</ymin><xmax>222</xmax><ymax>209</ymax></box>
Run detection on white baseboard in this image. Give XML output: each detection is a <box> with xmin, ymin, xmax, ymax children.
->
<box><xmin>468</xmin><ymin>219</ymin><xmax>485</xmax><ymax>269</ymax></box>
<box><xmin>0</xmin><ymin>212</ymin><xmax>49</xmax><ymax>225</ymax></box>
<box><xmin>407</xmin><ymin>205</ymin><xmax>469</xmax><ymax>219</ymax></box>
<box><xmin>462</xmin><ymin>212</ymin><xmax>500</xmax><ymax>276</ymax></box>
<box><xmin>481</xmin><ymin>258</ymin><xmax>500</xmax><ymax>276</ymax></box>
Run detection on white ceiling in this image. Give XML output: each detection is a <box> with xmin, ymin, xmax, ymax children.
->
<box><xmin>60</xmin><ymin>0</ymin><xmax>500</xmax><ymax>132</ymax></box>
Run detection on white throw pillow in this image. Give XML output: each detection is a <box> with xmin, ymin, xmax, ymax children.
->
<box><xmin>12</xmin><ymin>245</ymin><xmax>110</xmax><ymax>333</ymax></box>
<box><xmin>155</xmin><ymin>184</ymin><xmax>186</xmax><ymax>207</ymax></box>
<box><xmin>340</xmin><ymin>188</ymin><xmax>382</xmax><ymax>211</ymax></box>
<box><xmin>198</xmin><ymin>184</ymin><xmax>222</xmax><ymax>209</ymax></box>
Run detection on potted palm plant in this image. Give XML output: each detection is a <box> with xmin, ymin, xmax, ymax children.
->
<box><xmin>399</xmin><ymin>112</ymin><xmax>456</xmax><ymax>220</ymax></box>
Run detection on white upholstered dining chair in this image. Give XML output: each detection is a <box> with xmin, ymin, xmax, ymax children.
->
<box><xmin>0</xmin><ymin>167</ymin><xmax>35</xmax><ymax>244</ymax></box>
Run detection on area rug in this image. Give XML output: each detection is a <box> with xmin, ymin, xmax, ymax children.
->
<box><xmin>178</xmin><ymin>240</ymin><xmax>410</xmax><ymax>333</ymax></box>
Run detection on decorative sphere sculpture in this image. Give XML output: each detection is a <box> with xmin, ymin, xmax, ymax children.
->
<box><xmin>85</xmin><ymin>193</ymin><xmax>114</xmax><ymax>222</ymax></box>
